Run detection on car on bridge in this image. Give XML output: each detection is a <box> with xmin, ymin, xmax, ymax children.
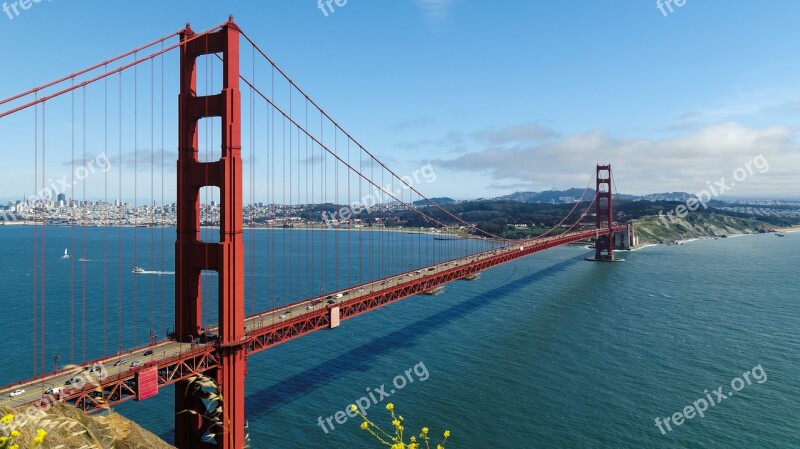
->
<box><xmin>113</xmin><ymin>359</ymin><xmax>128</xmax><ymax>367</ymax></box>
<box><xmin>45</xmin><ymin>386</ymin><xmax>65</xmax><ymax>395</ymax></box>
<box><xmin>143</xmin><ymin>350</ymin><xmax>154</xmax><ymax>356</ymax></box>
<box><xmin>131</xmin><ymin>361</ymin><xmax>144</xmax><ymax>367</ymax></box>
<box><xmin>64</xmin><ymin>377</ymin><xmax>83</xmax><ymax>386</ymax></box>
<box><xmin>8</xmin><ymin>389</ymin><xmax>25</xmax><ymax>397</ymax></box>
<box><xmin>44</xmin><ymin>386</ymin><xmax>67</xmax><ymax>394</ymax></box>
<box><xmin>310</xmin><ymin>299</ymin><xmax>322</xmax><ymax>306</ymax></box>
<box><xmin>199</xmin><ymin>332</ymin><xmax>219</xmax><ymax>343</ymax></box>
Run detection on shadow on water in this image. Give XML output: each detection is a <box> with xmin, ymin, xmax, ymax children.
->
<box><xmin>243</xmin><ymin>254</ymin><xmax>586</xmax><ymax>419</ymax></box>
<box><xmin>159</xmin><ymin>254</ymin><xmax>586</xmax><ymax>440</ymax></box>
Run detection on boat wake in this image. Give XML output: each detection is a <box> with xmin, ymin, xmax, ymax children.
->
<box><xmin>134</xmin><ymin>270</ymin><xmax>175</xmax><ymax>275</ymax></box>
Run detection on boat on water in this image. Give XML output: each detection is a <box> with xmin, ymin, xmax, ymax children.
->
<box><xmin>61</xmin><ymin>248</ymin><xmax>70</xmax><ymax>259</ymax></box>
<box><xmin>132</xmin><ymin>267</ymin><xmax>146</xmax><ymax>274</ymax></box>
<box><xmin>776</xmin><ymin>233</ymin><xmax>785</xmax><ymax>237</ymax></box>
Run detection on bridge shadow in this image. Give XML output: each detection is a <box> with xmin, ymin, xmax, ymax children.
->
<box><xmin>239</xmin><ymin>254</ymin><xmax>586</xmax><ymax>420</ymax></box>
<box><xmin>159</xmin><ymin>254</ymin><xmax>585</xmax><ymax>440</ymax></box>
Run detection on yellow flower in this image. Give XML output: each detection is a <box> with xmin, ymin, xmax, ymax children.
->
<box><xmin>444</xmin><ymin>430</ymin><xmax>451</xmax><ymax>438</ymax></box>
<box><xmin>392</xmin><ymin>419</ymin><xmax>401</xmax><ymax>427</ymax></box>
<box><xmin>0</xmin><ymin>436</ymin><xmax>7</xmax><ymax>444</ymax></box>
<box><xmin>420</xmin><ymin>427</ymin><xmax>429</xmax><ymax>436</ymax></box>
<box><xmin>1</xmin><ymin>413</ymin><xmax>13</xmax><ymax>424</ymax></box>
<box><xmin>386</xmin><ymin>402</ymin><xmax>394</xmax><ymax>411</ymax></box>
<box><xmin>10</xmin><ymin>444</ymin><xmax>19</xmax><ymax>449</ymax></box>
<box><xmin>350</xmin><ymin>404</ymin><xmax>358</xmax><ymax>413</ymax></box>
<box><xmin>360</xmin><ymin>421</ymin><xmax>368</xmax><ymax>430</ymax></box>
<box><xmin>33</xmin><ymin>428</ymin><xmax>47</xmax><ymax>445</ymax></box>
<box><xmin>10</xmin><ymin>430</ymin><xmax>20</xmax><ymax>438</ymax></box>
<box><xmin>437</xmin><ymin>445</ymin><xmax>444</xmax><ymax>449</ymax></box>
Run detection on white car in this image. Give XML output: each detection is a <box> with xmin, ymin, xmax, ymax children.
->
<box><xmin>8</xmin><ymin>389</ymin><xmax>25</xmax><ymax>397</ymax></box>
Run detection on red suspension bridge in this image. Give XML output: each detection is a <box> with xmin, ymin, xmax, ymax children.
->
<box><xmin>0</xmin><ymin>18</ymin><xmax>632</xmax><ymax>449</ymax></box>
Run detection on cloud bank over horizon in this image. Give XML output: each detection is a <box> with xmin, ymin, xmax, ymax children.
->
<box><xmin>421</xmin><ymin>121</ymin><xmax>800</xmax><ymax>199</ymax></box>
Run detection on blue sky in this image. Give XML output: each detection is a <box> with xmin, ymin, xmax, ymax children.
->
<box><xmin>1</xmin><ymin>0</ymin><xmax>799</xmax><ymax>200</ymax></box>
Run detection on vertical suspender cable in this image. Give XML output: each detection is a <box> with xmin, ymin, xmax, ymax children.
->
<box><xmin>41</xmin><ymin>102</ymin><xmax>46</xmax><ymax>374</ymax></box>
<box><xmin>117</xmin><ymin>72</ymin><xmax>123</xmax><ymax>354</ymax></box>
<box><xmin>70</xmin><ymin>79</ymin><xmax>75</xmax><ymax>363</ymax></box>
<box><xmin>103</xmin><ymin>65</ymin><xmax>109</xmax><ymax>356</ymax></box>
<box><xmin>150</xmin><ymin>58</ymin><xmax>156</xmax><ymax>344</ymax></box>
<box><xmin>347</xmin><ymin>138</ymin><xmax>351</xmax><ymax>288</ymax></box>
<box><xmin>297</xmin><ymin>125</ymin><xmax>301</xmax><ymax>298</ymax></box>
<box><xmin>82</xmin><ymin>86</ymin><xmax>87</xmax><ymax>362</ymax></box>
<box><xmin>306</xmin><ymin>98</ymin><xmax>310</xmax><ymax>300</ymax></box>
<box><xmin>133</xmin><ymin>53</ymin><xmax>139</xmax><ymax>347</ymax></box>
<box><xmin>334</xmin><ymin>129</ymin><xmax>339</xmax><ymax>290</ymax></box>
<box><xmin>249</xmin><ymin>44</ymin><xmax>256</xmax><ymax>316</ymax></box>
<box><xmin>288</xmin><ymin>87</ymin><xmax>292</xmax><ymax>304</ymax></box>
<box><xmin>32</xmin><ymin>97</ymin><xmax>38</xmax><ymax>375</ymax></box>
<box><xmin>160</xmin><ymin>43</ymin><xmax>165</xmax><ymax>338</ymax></box>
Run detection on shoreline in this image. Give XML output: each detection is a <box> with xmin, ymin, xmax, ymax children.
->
<box><xmin>0</xmin><ymin>222</ymin><xmax>471</xmax><ymax>238</ymax></box>
<box><xmin>629</xmin><ymin>230</ymin><xmax>792</xmax><ymax>252</ymax></box>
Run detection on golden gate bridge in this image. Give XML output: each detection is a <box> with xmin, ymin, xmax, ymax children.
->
<box><xmin>0</xmin><ymin>18</ymin><xmax>632</xmax><ymax>448</ymax></box>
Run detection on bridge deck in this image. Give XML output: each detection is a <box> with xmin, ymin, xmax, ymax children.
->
<box><xmin>0</xmin><ymin>227</ymin><xmax>624</xmax><ymax>412</ymax></box>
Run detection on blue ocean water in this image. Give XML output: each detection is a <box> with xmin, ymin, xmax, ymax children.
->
<box><xmin>1</xmin><ymin>228</ymin><xmax>798</xmax><ymax>448</ymax></box>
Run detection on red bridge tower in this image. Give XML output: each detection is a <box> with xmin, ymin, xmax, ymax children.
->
<box><xmin>175</xmin><ymin>18</ymin><xmax>246</xmax><ymax>449</ymax></box>
<box><xmin>589</xmin><ymin>164</ymin><xmax>623</xmax><ymax>262</ymax></box>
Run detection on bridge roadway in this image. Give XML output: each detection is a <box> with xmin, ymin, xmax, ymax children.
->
<box><xmin>0</xmin><ymin>226</ymin><xmax>624</xmax><ymax>412</ymax></box>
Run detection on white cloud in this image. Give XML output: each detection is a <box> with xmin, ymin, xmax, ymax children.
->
<box><xmin>416</xmin><ymin>0</ymin><xmax>456</xmax><ymax>30</ymax></box>
<box><xmin>430</xmin><ymin>122</ymin><xmax>800</xmax><ymax>197</ymax></box>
